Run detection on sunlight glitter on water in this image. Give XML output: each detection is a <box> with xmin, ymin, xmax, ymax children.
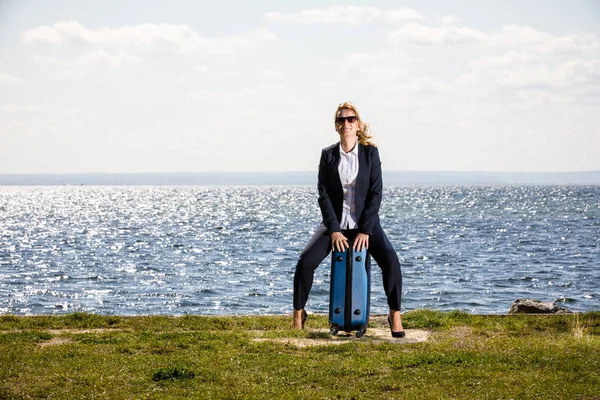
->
<box><xmin>0</xmin><ymin>185</ymin><xmax>599</xmax><ymax>315</ymax></box>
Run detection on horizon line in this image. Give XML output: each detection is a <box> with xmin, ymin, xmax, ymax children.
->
<box><xmin>2</xmin><ymin>170</ymin><xmax>600</xmax><ymax>175</ymax></box>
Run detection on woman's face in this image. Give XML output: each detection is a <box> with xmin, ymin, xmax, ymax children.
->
<box><xmin>335</xmin><ymin>108</ymin><xmax>359</xmax><ymax>139</ymax></box>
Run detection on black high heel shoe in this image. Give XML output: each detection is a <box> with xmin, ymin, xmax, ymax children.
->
<box><xmin>388</xmin><ymin>316</ymin><xmax>405</xmax><ymax>338</ymax></box>
<box><xmin>301</xmin><ymin>309</ymin><xmax>307</xmax><ymax>329</ymax></box>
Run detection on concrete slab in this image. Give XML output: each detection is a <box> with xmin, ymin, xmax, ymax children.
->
<box><xmin>253</xmin><ymin>328</ymin><xmax>429</xmax><ymax>347</ymax></box>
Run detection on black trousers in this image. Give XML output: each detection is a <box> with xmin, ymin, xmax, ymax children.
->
<box><xmin>293</xmin><ymin>223</ymin><xmax>402</xmax><ymax>311</ymax></box>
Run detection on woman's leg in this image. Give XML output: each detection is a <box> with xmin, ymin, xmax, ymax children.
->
<box><xmin>368</xmin><ymin>223</ymin><xmax>404</xmax><ymax>332</ymax></box>
<box><xmin>292</xmin><ymin>225</ymin><xmax>331</xmax><ymax>327</ymax></box>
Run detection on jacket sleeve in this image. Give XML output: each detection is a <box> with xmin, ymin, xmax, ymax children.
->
<box><xmin>317</xmin><ymin>149</ymin><xmax>341</xmax><ymax>234</ymax></box>
<box><xmin>358</xmin><ymin>147</ymin><xmax>382</xmax><ymax>235</ymax></box>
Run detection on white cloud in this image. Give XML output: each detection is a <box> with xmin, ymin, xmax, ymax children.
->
<box><xmin>0</xmin><ymin>72</ymin><xmax>24</xmax><ymax>84</ymax></box>
<box><xmin>265</xmin><ymin>6</ymin><xmax>382</xmax><ymax>25</ymax></box>
<box><xmin>467</xmin><ymin>51</ymin><xmax>542</xmax><ymax>69</ymax></box>
<box><xmin>347</xmin><ymin>62</ymin><xmax>408</xmax><ymax>83</ymax></box>
<box><xmin>166</xmin><ymin>76</ymin><xmax>189</xmax><ymax>84</ymax></box>
<box><xmin>516</xmin><ymin>90</ymin><xmax>575</xmax><ymax>110</ymax></box>
<box><xmin>490</xmin><ymin>25</ymin><xmax>599</xmax><ymax>55</ymax></box>
<box><xmin>401</xmin><ymin>76</ymin><xmax>455</xmax><ymax>93</ymax></box>
<box><xmin>7</xmin><ymin>4</ymin><xmax>600</xmax><ymax>173</ymax></box>
<box><xmin>336</xmin><ymin>51</ymin><xmax>450</xmax><ymax>94</ymax></box>
<box><xmin>339</xmin><ymin>51</ymin><xmax>409</xmax><ymax>79</ymax></box>
<box><xmin>65</xmin><ymin>108</ymin><xmax>95</xmax><ymax>120</ymax></box>
<box><xmin>61</xmin><ymin>108</ymin><xmax>96</xmax><ymax>131</ymax></box>
<box><xmin>21</xmin><ymin>25</ymin><xmax>63</xmax><ymax>45</ymax></box>
<box><xmin>258</xmin><ymin>69</ymin><xmax>284</xmax><ymax>80</ymax></box>
<box><xmin>265</xmin><ymin>6</ymin><xmax>423</xmax><ymax>25</ymax></box>
<box><xmin>440</xmin><ymin>15</ymin><xmax>460</xmax><ymax>26</ymax></box>
<box><xmin>33</xmin><ymin>50</ymin><xmax>142</xmax><ymax>79</ymax></box>
<box><xmin>258</xmin><ymin>81</ymin><xmax>287</xmax><ymax>92</ymax></box>
<box><xmin>388</xmin><ymin>23</ymin><xmax>487</xmax><ymax>45</ymax></box>
<box><xmin>457</xmin><ymin>52</ymin><xmax>600</xmax><ymax>88</ymax></box>
<box><xmin>23</xmin><ymin>21</ymin><xmax>278</xmax><ymax>55</ymax></box>
<box><xmin>322</xmin><ymin>50</ymin><xmax>452</xmax><ymax>113</ymax></box>
<box><xmin>388</xmin><ymin>22</ymin><xmax>599</xmax><ymax>56</ymax></box>
<box><xmin>208</xmin><ymin>28</ymin><xmax>277</xmax><ymax>55</ymax></box>
<box><xmin>462</xmin><ymin>64</ymin><xmax>553</xmax><ymax>87</ymax></box>
<box><xmin>186</xmin><ymin>88</ymin><xmax>256</xmax><ymax>103</ymax></box>
<box><xmin>577</xmin><ymin>85</ymin><xmax>600</xmax><ymax>102</ymax></box>
<box><xmin>78</xmin><ymin>50</ymin><xmax>142</xmax><ymax>68</ymax></box>
<box><xmin>556</xmin><ymin>59</ymin><xmax>600</xmax><ymax>84</ymax></box>
<box><xmin>456</xmin><ymin>51</ymin><xmax>544</xmax><ymax>86</ymax></box>
<box><xmin>0</xmin><ymin>104</ymin><xmax>41</xmax><ymax>114</ymax></box>
<box><xmin>385</xmin><ymin>9</ymin><xmax>424</xmax><ymax>23</ymax></box>
<box><xmin>32</xmin><ymin>55</ymin><xmax>84</xmax><ymax>79</ymax></box>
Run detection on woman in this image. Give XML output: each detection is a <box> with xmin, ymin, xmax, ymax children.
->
<box><xmin>292</xmin><ymin>101</ymin><xmax>405</xmax><ymax>338</ymax></box>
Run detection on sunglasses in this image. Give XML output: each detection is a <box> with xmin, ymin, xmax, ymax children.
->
<box><xmin>335</xmin><ymin>116</ymin><xmax>358</xmax><ymax>124</ymax></box>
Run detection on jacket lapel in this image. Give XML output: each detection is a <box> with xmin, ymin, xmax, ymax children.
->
<box><xmin>357</xmin><ymin>143</ymin><xmax>366</xmax><ymax>194</ymax></box>
<box><xmin>357</xmin><ymin>143</ymin><xmax>366</xmax><ymax>176</ymax></box>
<box><xmin>331</xmin><ymin>143</ymin><xmax>342</xmax><ymax>192</ymax></box>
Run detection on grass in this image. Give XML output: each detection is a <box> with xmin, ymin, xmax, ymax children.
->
<box><xmin>1</xmin><ymin>310</ymin><xmax>599</xmax><ymax>399</ymax></box>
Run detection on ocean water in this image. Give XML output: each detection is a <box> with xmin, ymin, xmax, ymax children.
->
<box><xmin>0</xmin><ymin>185</ymin><xmax>598</xmax><ymax>316</ymax></box>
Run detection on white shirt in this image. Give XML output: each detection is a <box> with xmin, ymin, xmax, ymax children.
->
<box><xmin>338</xmin><ymin>142</ymin><xmax>359</xmax><ymax>229</ymax></box>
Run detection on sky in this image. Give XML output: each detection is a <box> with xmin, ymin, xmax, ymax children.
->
<box><xmin>1</xmin><ymin>0</ymin><xmax>599</xmax><ymax>174</ymax></box>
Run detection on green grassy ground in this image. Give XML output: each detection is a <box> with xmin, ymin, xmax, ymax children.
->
<box><xmin>1</xmin><ymin>310</ymin><xmax>599</xmax><ymax>399</ymax></box>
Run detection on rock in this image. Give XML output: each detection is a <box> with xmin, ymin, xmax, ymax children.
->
<box><xmin>509</xmin><ymin>298</ymin><xmax>572</xmax><ymax>314</ymax></box>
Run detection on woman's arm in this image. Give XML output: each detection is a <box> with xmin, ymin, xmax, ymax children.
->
<box><xmin>317</xmin><ymin>149</ymin><xmax>341</xmax><ymax>234</ymax></box>
<box><xmin>358</xmin><ymin>146</ymin><xmax>383</xmax><ymax>235</ymax></box>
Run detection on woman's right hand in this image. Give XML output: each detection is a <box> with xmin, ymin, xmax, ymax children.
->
<box><xmin>330</xmin><ymin>232</ymin><xmax>349</xmax><ymax>252</ymax></box>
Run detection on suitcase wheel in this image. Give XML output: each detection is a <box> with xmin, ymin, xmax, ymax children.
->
<box><xmin>356</xmin><ymin>325</ymin><xmax>367</xmax><ymax>338</ymax></box>
<box><xmin>329</xmin><ymin>325</ymin><xmax>339</xmax><ymax>336</ymax></box>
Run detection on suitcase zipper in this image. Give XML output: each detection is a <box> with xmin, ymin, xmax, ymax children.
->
<box><xmin>344</xmin><ymin>247</ymin><xmax>353</xmax><ymax>330</ymax></box>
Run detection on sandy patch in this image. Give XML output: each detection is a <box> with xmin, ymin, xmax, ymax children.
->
<box><xmin>0</xmin><ymin>328</ymin><xmax>132</xmax><ymax>335</ymax></box>
<box><xmin>45</xmin><ymin>328</ymin><xmax>131</xmax><ymax>335</ymax></box>
<box><xmin>254</xmin><ymin>328</ymin><xmax>429</xmax><ymax>347</ymax></box>
<box><xmin>39</xmin><ymin>337</ymin><xmax>73</xmax><ymax>348</ymax></box>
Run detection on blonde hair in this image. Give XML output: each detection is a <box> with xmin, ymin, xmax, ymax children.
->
<box><xmin>334</xmin><ymin>101</ymin><xmax>376</xmax><ymax>147</ymax></box>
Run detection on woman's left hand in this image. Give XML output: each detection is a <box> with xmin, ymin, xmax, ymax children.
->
<box><xmin>353</xmin><ymin>233</ymin><xmax>369</xmax><ymax>251</ymax></box>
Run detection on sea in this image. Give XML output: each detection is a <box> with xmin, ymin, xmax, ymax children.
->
<box><xmin>0</xmin><ymin>185</ymin><xmax>598</xmax><ymax>316</ymax></box>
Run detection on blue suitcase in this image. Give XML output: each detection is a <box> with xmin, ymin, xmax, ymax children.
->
<box><xmin>329</xmin><ymin>246</ymin><xmax>371</xmax><ymax>338</ymax></box>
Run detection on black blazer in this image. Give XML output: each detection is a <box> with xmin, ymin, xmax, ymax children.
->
<box><xmin>317</xmin><ymin>142</ymin><xmax>383</xmax><ymax>235</ymax></box>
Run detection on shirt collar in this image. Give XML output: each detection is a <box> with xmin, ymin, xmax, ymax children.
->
<box><xmin>339</xmin><ymin>141</ymin><xmax>359</xmax><ymax>156</ymax></box>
